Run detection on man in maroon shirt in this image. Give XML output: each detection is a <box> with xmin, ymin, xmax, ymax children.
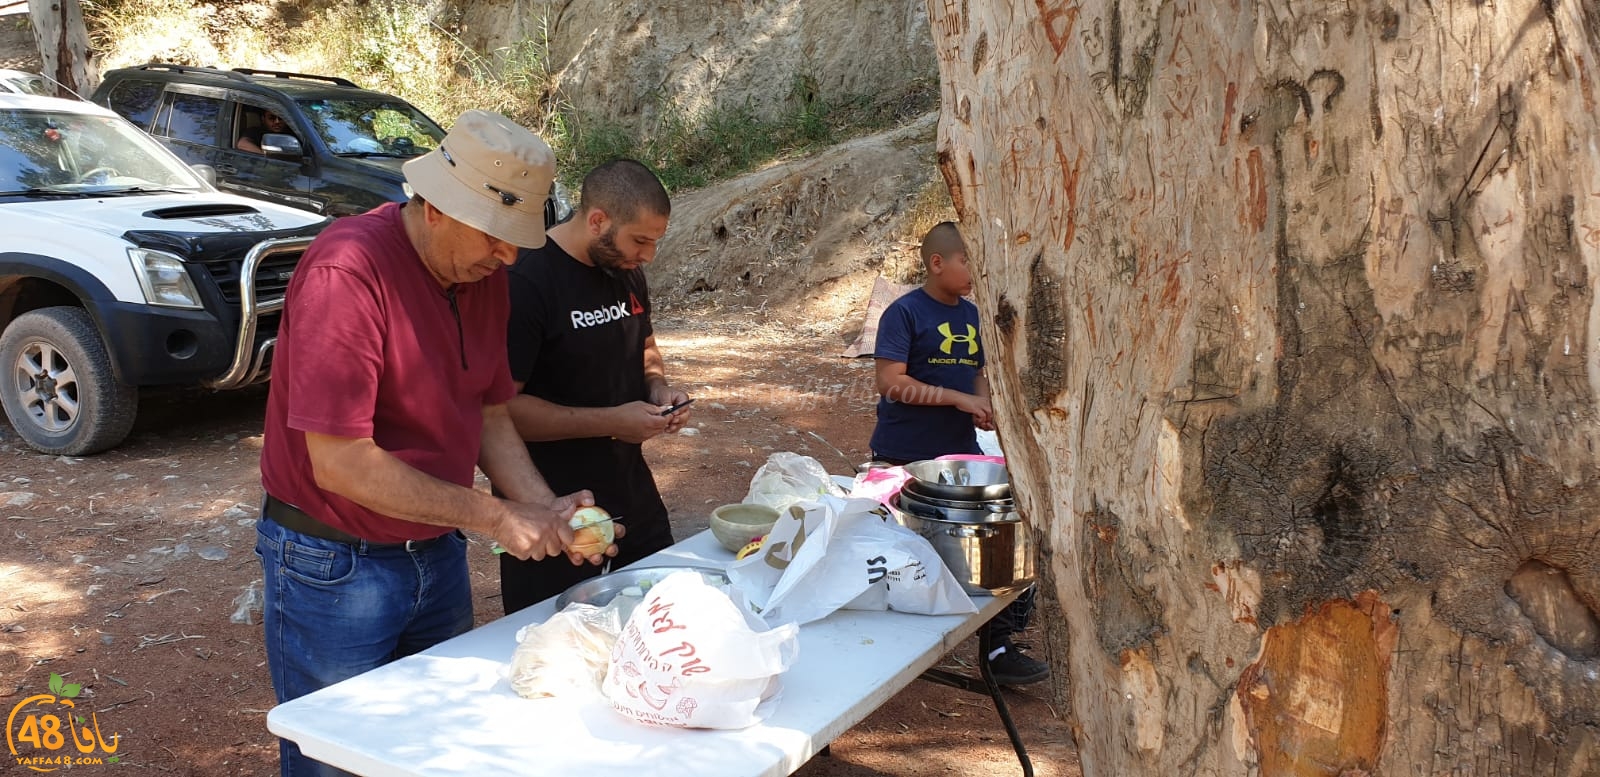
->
<box><xmin>256</xmin><ymin>110</ymin><xmax>613</xmax><ymax>777</ymax></box>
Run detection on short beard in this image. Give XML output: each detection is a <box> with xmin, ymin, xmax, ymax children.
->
<box><xmin>591</xmin><ymin>226</ymin><xmax>629</xmax><ymax>276</ymax></box>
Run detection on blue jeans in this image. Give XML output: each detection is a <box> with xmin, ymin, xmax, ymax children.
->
<box><xmin>255</xmin><ymin>515</ymin><xmax>474</xmax><ymax>777</ymax></box>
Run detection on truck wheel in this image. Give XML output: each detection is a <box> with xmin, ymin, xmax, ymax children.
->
<box><xmin>0</xmin><ymin>307</ymin><xmax>138</xmax><ymax>455</ymax></box>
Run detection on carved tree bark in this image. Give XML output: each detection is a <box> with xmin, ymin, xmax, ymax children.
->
<box><xmin>28</xmin><ymin>0</ymin><xmax>94</xmax><ymax>98</ymax></box>
<box><xmin>928</xmin><ymin>1</ymin><xmax>1600</xmax><ymax>774</ymax></box>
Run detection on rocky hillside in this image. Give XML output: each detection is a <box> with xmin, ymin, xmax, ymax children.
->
<box><xmin>448</xmin><ymin>0</ymin><xmax>937</xmax><ymax>134</ymax></box>
<box><xmin>652</xmin><ymin>113</ymin><xmax>939</xmax><ymax>309</ymax></box>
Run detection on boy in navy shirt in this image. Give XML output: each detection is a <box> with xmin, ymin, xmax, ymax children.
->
<box><xmin>869</xmin><ymin>221</ymin><xmax>1048</xmax><ymax>686</ymax></box>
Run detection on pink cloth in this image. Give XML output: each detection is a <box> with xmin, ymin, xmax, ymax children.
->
<box><xmin>934</xmin><ymin>453</ymin><xmax>1006</xmax><ymax>465</ymax></box>
<box><xmin>850</xmin><ymin>466</ymin><xmax>913</xmax><ymax>508</ymax></box>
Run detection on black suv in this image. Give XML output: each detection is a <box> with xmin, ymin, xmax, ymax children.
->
<box><xmin>91</xmin><ymin>64</ymin><xmax>568</xmax><ymax>221</ymax></box>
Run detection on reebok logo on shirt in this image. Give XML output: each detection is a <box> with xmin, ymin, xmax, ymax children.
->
<box><xmin>570</xmin><ymin>294</ymin><xmax>644</xmax><ymax>329</ymax></box>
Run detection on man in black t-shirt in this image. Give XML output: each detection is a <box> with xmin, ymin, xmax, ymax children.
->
<box><xmin>501</xmin><ymin>159</ymin><xmax>689</xmax><ymax>613</ymax></box>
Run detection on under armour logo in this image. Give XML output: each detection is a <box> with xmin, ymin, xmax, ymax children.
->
<box><xmin>938</xmin><ymin>322</ymin><xmax>978</xmax><ymax>355</ymax></box>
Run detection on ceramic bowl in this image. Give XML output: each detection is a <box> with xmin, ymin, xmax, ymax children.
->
<box><xmin>709</xmin><ymin>503</ymin><xmax>780</xmax><ymax>553</ymax></box>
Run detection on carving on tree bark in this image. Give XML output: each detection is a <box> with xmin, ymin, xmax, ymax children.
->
<box><xmin>1024</xmin><ymin>252</ymin><xmax>1068</xmax><ymax>412</ymax></box>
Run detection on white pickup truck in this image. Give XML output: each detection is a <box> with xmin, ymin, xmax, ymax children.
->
<box><xmin>0</xmin><ymin>93</ymin><xmax>328</xmax><ymax>454</ymax></box>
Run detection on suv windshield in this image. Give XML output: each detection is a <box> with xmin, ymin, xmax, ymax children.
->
<box><xmin>0</xmin><ymin>109</ymin><xmax>207</xmax><ymax>195</ymax></box>
<box><xmin>296</xmin><ymin>97</ymin><xmax>444</xmax><ymax>158</ymax></box>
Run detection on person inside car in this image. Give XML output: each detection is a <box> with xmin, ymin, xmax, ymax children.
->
<box><xmin>236</xmin><ymin>108</ymin><xmax>297</xmax><ymax>154</ymax></box>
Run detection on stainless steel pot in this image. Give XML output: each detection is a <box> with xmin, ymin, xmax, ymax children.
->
<box><xmin>897</xmin><ymin>492</ymin><xmax>1033</xmax><ymax>596</ymax></box>
<box><xmin>903</xmin><ymin>459</ymin><xmax>1012</xmax><ymax>502</ymax></box>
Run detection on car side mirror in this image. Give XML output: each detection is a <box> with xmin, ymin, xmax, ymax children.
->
<box><xmin>261</xmin><ymin>133</ymin><xmax>303</xmax><ymax>159</ymax></box>
<box><xmin>189</xmin><ymin>164</ymin><xmax>218</xmax><ymax>186</ymax></box>
<box><xmin>549</xmin><ymin>180</ymin><xmax>574</xmax><ymax>225</ymax></box>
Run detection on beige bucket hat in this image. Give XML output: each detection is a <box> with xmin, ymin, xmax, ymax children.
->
<box><xmin>402</xmin><ymin>110</ymin><xmax>555</xmax><ymax>248</ymax></box>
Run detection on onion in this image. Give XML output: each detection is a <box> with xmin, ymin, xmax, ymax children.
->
<box><xmin>568</xmin><ymin>506</ymin><xmax>615</xmax><ymax>557</ymax></box>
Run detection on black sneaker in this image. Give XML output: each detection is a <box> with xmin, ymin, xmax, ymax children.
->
<box><xmin>986</xmin><ymin>642</ymin><xmax>1050</xmax><ymax>686</ymax></box>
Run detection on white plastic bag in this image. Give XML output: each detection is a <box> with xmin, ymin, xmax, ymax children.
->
<box><xmin>229</xmin><ymin>578</ymin><xmax>262</xmax><ymax>625</ymax></box>
<box><xmin>603</xmin><ymin>571</ymin><xmax>799</xmax><ymax>729</ymax></box>
<box><xmin>743</xmin><ymin>452</ymin><xmax>847</xmax><ymax>512</ymax></box>
<box><xmin>508</xmin><ymin>603</ymin><xmax>622</xmax><ymax>700</ymax></box>
<box><xmin>728</xmin><ymin>496</ymin><xmax>976</xmax><ymax>626</ymax></box>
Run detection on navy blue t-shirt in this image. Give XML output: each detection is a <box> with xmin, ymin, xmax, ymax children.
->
<box><xmin>868</xmin><ymin>287</ymin><xmax>984</xmax><ymax>462</ymax></box>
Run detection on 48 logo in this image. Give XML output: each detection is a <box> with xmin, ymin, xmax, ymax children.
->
<box><xmin>6</xmin><ymin>673</ymin><xmax>121</xmax><ymax>772</ymax></box>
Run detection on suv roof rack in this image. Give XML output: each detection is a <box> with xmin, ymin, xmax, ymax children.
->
<box><xmin>134</xmin><ymin>63</ymin><xmax>250</xmax><ymax>82</ymax></box>
<box><xmin>231</xmin><ymin>68</ymin><xmax>361</xmax><ymax>89</ymax></box>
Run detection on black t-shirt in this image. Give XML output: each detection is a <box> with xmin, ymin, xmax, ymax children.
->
<box><xmin>506</xmin><ymin>240</ymin><xmax>669</xmax><ymax>538</ymax></box>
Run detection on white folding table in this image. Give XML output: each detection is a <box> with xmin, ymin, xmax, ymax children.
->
<box><xmin>267</xmin><ymin>529</ymin><xmax>1026</xmax><ymax>777</ymax></box>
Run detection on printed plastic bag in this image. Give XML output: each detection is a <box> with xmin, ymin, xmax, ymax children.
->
<box><xmin>728</xmin><ymin>496</ymin><xmax>975</xmax><ymax>626</ymax></box>
<box><xmin>743</xmin><ymin>452</ymin><xmax>847</xmax><ymax>512</ymax></box>
<box><xmin>603</xmin><ymin>571</ymin><xmax>799</xmax><ymax>729</ymax></box>
<box><xmin>839</xmin><ymin>510</ymin><xmax>980</xmax><ymax>618</ymax></box>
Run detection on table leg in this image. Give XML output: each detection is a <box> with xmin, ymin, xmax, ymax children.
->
<box><xmin>916</xmin><ymin>630</ymin><xmax>1034</xmax><ymax>776</ymax></box>
<box><xmin>976</xmin><ymin>628</ymin><xmax>1034</xmax><ymax>777</ymax></box>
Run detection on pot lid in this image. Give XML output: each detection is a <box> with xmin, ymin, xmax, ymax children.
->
<box><xmin>902</xmin><ymin>459</ymin><xmax>1013</xmax><ymax>501</ymax></box>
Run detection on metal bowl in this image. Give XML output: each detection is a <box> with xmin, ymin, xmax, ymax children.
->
<box><xmin>554</xmin><ymin>565</ymin><xmax>729</xmax><ymax>610</ymax></box>
<box><xmin>903</xmin><ymin>459</ymin><xmax>1012</xmax><ymax>502</ymax></box>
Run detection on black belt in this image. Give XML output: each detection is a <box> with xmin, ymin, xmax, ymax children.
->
<box><xmin>263</xmin><ymin>494</ymin><xmax>446</xmax><ymax>552</ymax></box>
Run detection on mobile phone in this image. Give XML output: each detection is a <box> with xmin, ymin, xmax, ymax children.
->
<box><xmin>659</xmin><ymin>398</ymin><xmax>695</xmax><ymax>416</ymax></box>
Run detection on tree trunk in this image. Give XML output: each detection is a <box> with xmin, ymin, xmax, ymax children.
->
<box><xmin>927</xmin><ymin>1</ymin><xmax>1600</xmax><ymax>774</ymax></box>
<box><xmin>28</xmin><ymin>0</ymin><xmax>94</xmax><ymax>98</ymax></box>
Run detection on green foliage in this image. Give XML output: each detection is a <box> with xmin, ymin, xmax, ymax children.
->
<box><xmin>561</xmin><ymin>74</ymin><xmax>932</xmax><ymax>193</ymax></box>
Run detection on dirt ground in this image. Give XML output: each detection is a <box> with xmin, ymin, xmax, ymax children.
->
<box><xmin>0</xmin><ymin>300</ymin><xmax>1080</xmax><ymax>776</ymax></box>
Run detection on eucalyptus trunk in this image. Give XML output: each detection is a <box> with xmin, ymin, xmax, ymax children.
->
<box><xmin>28</xmin><ymin>0</ymin><xmax>94</xmax><ymax>98</ymax></box>
<box><xmin>927</xmin><ymin>1</ymin><xmax>1600</xmax><ymax>774</ymax></box>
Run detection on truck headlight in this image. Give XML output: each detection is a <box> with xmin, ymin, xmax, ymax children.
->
<box><xmin>129</xmin><ymin>248</ymin><xmax>204</xmax><ymax>309</ymax></box>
